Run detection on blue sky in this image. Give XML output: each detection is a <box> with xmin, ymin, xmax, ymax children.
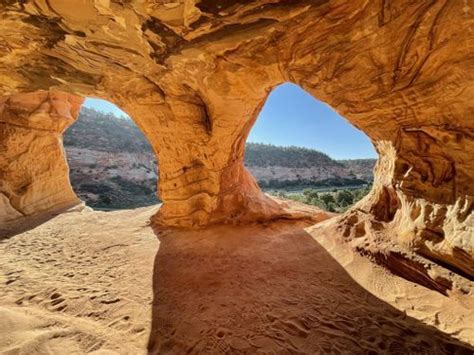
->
<box><xmin>247</xmin><ymin>83</ymin><xmax>376</xmax><ymax>159</ymax></box>
<box><xmin>83</xmin><ymin>98</ymin><xmax>129</xmax><ymax>117</ymax></box>
<box><xmin>84</xmin><ymin>83</ymin><xmax>376</xmax><ymax>160</ymax></box>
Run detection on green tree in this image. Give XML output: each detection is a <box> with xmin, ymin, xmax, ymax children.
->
<box><xmin>336</xmin><ymin>190</ymin><xmax>354</xmax><ymax>207</ymax></box>
<box><xmin>320</xmin><ymin>193</ymin><xmax>335</xmax><ymax>205</ymax></box>
<box><xmin>307</xmin><ymin>190</ymin><xmax>319</xmax><ymax>201</ymax></box>
<box><xmin>309</xmin><ymin>197</ymin><xmax>323</xmax><ymax>208</ymax></box>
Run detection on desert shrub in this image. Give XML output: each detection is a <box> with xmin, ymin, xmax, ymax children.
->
<box><xmin>111</xmin><ymin>176</ymin><xmax>154</xmax><ymax>195</ymax></box>
<box><xmin>260</xmin><ymin>177</ymin><xmax>368</xmax><ymax>190</ymax></box>
<box><xmin>80</xmin><ymin>183</ymin><xmax>113</xmax><ymax>194</ymax></box>
<box><xmin>271</xmin><ymin>185</ymin><xmax>372</xmax><ymax>213</ymax></box>
<box><xmin>336</xmin><ymin>190</ymin><xmax>354</xmax><ymax>207</ymax></box>
<box><xmin>320</xmin><ymin>193</ymin><xmax>335</xmax><ymax>206</ymax></box>
<box><xmin>245</xmin><ymin>143</ymin><xmax>339</xmax><ymax>168</ymax></box>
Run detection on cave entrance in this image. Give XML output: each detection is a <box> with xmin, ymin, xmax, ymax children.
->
<box><xmin>64</xmin><ymin>98</ymin><xmax>159</xmax><ymax>210</ymax></box>
<box><xmin>245</xmin><ymin>83</ymin><xmax>377</xmax><ymax>213</ymax></box>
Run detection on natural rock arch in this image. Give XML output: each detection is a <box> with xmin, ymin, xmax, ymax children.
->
<box><xmin>63</xmin><ymin>100</ymin><xmax>158</xmax><ymax>210</ymax></box>
<box><xmin>0</xmin><ymin>1</ymin><xmax>472</xmax><ymax>277</ymax></box>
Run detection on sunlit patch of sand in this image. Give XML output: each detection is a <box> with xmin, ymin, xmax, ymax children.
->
<box><xmin>0</xmin><ymin>205</ymin><xmax>472</xmax><ymax>354</ymax></box>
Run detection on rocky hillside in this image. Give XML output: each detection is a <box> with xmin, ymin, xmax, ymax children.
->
<box><xmin>245</xmin><ymin>143</ymin><xmax>374</xmax><ymax>189</ymax></box>
<box><xmin>64</xmin><ymin>109</ymin><xmax>376</xmax><ymax>208</ymax></box>
<box><xmin>64</xmin><ymin>108</ymin><xmax>158</xmax><ymax>209</ymax></box>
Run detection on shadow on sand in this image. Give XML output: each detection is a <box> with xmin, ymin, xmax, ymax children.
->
<box><xmin>148</xmin><ymin>220</ymin><xmax>473</xmax><ymax>354</ymax></box>
<box><xmin>0</xmin><ymin>205</ymin><xmax>81</xmax><ymax>241</ymax></box>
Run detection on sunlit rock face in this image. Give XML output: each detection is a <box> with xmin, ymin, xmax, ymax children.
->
<box><xmin>0</xmin><ymin>1</ymin><xmax>472</xmax><ymax>275</ymax></box>
<box><xmin>0</xmin><ymin>91</ymin><xmax>84</xmax><ymax>223</ymax></box>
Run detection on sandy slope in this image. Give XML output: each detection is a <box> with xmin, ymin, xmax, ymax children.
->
<box><xmin>0</xmin><ymin>206</ymin><xmax>473</xmax><ymax>354</ymax></box>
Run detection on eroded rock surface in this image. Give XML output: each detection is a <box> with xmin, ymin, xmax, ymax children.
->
<box><xmin>0</xmin><ymin>91</ymin><xmax>83</xmax><ymax>223</ymax></box>
<box><xmin>0</xmin><ymin>1</ymin><xmax>472</xmax><ymax>277</ymax></box>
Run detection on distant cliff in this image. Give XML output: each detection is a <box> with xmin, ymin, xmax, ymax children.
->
<box><xmin>64</xmin><ymin>109</ymin><xmax>375</xmax><ymax>208</ymax></box>
<box><xmin>64</xmin><ymin>108</ymin><xmax>158</xmax><ymax>209</ymax></box>
<box><xmin>245</xmin><ymin>143</ymin><xmax>374</xmax><ymax>188</ymax></box>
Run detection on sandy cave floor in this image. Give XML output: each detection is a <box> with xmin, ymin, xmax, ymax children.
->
<box><xmin>0</xmin><ymin>206</ymin><xmax>473</xmax><ymax>354</ymax></box>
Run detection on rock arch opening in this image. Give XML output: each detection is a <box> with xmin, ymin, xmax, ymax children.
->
<box><xmin>244</xmin><ymin>82</ymin><xmax>377</xmax><ymax>213</ymax></box>
<box><xmin>0</xmin><ymin>0</ymin><xmax>471</xmax><ymax>281</ymax></box>
<box><xmin>64</xmin><ymin>98</ymin><xmax>159</xmax><ymax>210</ymax></box>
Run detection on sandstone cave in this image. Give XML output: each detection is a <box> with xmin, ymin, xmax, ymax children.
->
<box><xmin>0</xmin><ymin>1</ymin><xmax>472</xmax><ymax>353</ymax></box>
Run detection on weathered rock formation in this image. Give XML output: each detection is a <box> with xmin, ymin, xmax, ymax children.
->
<box><xmin>0</xmin><ymin>91</ymin><xmax>83</xmax><ymax>223</ymax></box>
<box><xmin>0</xmin><ymin>1</ymin><xmax>472</xmax><ymax>277</ymax></box>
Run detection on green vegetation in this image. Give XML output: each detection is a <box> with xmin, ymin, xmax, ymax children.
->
<box><xmin>80</xmin><ymin>183</ymin><xmax>113</xmax><ymax>195</ymax></box>
<box><xmin>64</xmin><ymin>107</ymin><xmax>152</xmax><ymax>153</ymax></box>
<box><xmin>73</xmin><ymin>177</ymin><xmax>158</xmax><ymax>210</ymax></box>
<box><xmin>245</xmin><ymin>142</ymin><xmax>341</xmax><ymax>168</ymax></box>
<box><xmin>338</xmin><ymin>159</ymin><xmax>376</xmax><ymax>169</ymax></box>
<box><xmin>110</xmin><ymin>176</ymin><xmax>155</xmax><ymax>196</ymax></box>
<box><xmin>258</xmin><ymin>177</ymin><xmax>368</xmax><ymax>190</ymax></box>
<box><xmin>270</xmin><ymin>185</ymin><xmax>372</xmax><ymax>213</ymax></box>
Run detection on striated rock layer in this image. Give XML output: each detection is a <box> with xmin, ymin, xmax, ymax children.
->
<box><xmin>0</xmin><ymin>91</ymin><xmax>83</xmax><ymax>223</ymax></box>
<box><xmin>0</xmin><ymin>1</ymin><xmax>472</xmax><ymax>276</ymax></box>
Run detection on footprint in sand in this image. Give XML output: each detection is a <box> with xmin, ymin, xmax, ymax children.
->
<box><xmin>272</xmin><ymin>318</ymin><xmax>310</xmax><ymax>338</ymax></box>
<box><xmin>107</xmin><ymin>315</ymin><xmax>132</xmax><ymax>331</ymax></box>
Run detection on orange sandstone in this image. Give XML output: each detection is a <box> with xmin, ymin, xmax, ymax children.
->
<box><xmin>0</xmin><ymin>1</ymin><xmax>472</xmax><ymax>277</ymax></box>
